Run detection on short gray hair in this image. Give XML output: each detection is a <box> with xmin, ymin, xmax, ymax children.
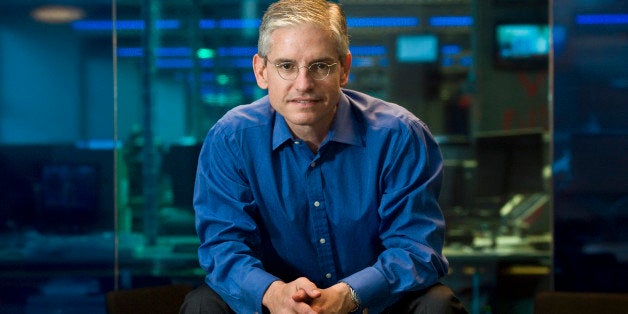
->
<box><xmin>257</xmin><ymin>0</ymin><xmax>349</xmax><ymax>63</ymax></box>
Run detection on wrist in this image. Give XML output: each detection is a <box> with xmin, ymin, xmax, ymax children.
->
<box><xmin>262</xmin><ymin>280</ymin><xmax>283</xmax><ymax>309</ymax></box>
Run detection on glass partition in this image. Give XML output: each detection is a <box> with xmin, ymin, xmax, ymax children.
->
<box><xmin>0</xmin><ymin>1</ymin><xmax>115</xmax><ymax>313</ymax></box>
<box><xmin>552</xmin><ymin>0</ymin><xmax>628</xmax><ymax>292</ymax></box>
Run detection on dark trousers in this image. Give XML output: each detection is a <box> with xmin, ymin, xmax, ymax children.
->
<box><xmin>180</xmin><ymin>282</ymin><xmax>468</xmax><ymax>314</ymax></box>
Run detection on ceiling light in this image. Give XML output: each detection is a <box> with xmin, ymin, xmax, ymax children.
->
<box><xmin>31</xmin><ymin>5</ymin><xmax>86</xmax><ymax>24</ymax></box>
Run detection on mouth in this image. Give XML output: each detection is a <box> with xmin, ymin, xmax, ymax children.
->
<box><xmin>289</xmin><ymin>98</ymin><xmax>320</xmax><ymax>106</ymax></box>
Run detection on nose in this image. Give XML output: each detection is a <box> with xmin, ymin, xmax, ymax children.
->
<box><xmin>293</xmin><ymin>67</ymin><xmax>315</xmax><ymax>91</ymax></box>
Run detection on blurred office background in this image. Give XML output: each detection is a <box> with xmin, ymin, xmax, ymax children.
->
<box><xmin>0</xmin><ymin>0</ymin><xmax>626</xmax><ymax>313</ymax></box>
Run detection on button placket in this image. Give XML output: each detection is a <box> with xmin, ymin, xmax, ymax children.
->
<box><xmin>306</xmin><ymin>159</ymin><xmax>336</xmax><ymax>283</ymax></box>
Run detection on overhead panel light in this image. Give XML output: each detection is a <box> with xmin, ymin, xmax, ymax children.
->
<box><xmin>31</xmin><ymin>5</ymin><xmax>85</xmax><ymax>24</ymax></box>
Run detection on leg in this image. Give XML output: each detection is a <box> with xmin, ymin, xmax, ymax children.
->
<box><xmin>385</xmin><ymin>283</ymin><xmax>468</xmax><ymax>314</ymax></box>
<box><xmin>179</xmin><ymin>283</ymin><xmax>235</xmax><ymax>314</ymax></box>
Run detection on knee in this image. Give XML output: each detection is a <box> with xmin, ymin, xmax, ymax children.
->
<box><xmin>179</xmin><ymin>284</ymin><xmax>234</xmax><ymax>314</ymax></box>
<box><xmin>390</xmin><ymin>283</ymin><xmax>467</xmax><ymax>314</ymax></box>
<box><xmin>420</xmin><ymin>283</ymin><xmax>468</xmax><ymax>314</ymax></box>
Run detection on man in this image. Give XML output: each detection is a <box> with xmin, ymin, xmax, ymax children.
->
<box><xmin>181</xmin><ymin>0</ymin><xmax>467</xmax><ymax>313</ymax></box>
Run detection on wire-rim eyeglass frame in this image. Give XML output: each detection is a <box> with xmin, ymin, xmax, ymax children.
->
<box><xmin>264</xmin><ymin>57</ymin><xmax>338</xmax><ymax>81</ymax></box>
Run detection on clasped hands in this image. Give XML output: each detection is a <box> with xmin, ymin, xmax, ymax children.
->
<box><xmin>262</xmin><ymin>277</ymin><xmax>356</xmax><ymax>314</ymax></box>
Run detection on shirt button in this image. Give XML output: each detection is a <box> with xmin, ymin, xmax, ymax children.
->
<box><xmin>294</xmin><ymin>140</ymin><xmax>300</xmax><ymax>145</ymax></box>
<box><xmin>314</xmin><ymin>201</ymin><xmax>320</xmax><ymax>207</ymax></box>
<box><xmin>319</xmin><ymin>238</ymin><xmax>326</xmax><ymax>244</ymax></box>
<box><xmin>310</xmin><ymin>161</ymin><xmax>316</xmax><ymax>167</ymax></box>
<box><xmin>326</xmin><ymin>273</ymin><xmax>332</xmax><ymax>279</ymax></box>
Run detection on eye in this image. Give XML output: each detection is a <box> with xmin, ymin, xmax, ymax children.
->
<box><xmin>277</xmin><ymin>62</ymin><xmax>296</xmax><ymax>71</ymax></box>
<box><xmin>311</xmin><ymin>62</ymin><xmax>329</xmax><ymax>71</ymax></box>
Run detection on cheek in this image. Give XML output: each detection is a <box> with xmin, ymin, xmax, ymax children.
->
<box><xmin>266</xmin><ymin>83</ymin><xmax>288</xmax><ymax>106</ymax></box>
<box><xmin>267</xmin><ymin>78</ymin><xmax>290</xmax><ymax>93</ymax></box>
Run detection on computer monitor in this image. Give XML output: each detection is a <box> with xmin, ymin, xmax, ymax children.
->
<box><xmin>396</xmin><ymin>34</ymin><xmax>439</xmax><ymax>63</ymax></box>
<box><xmin>0</xmin><ymin>144</ymin><xmax>114</xmax><ymax>234</ymax></box>
<box><xmin>474</xmin><ymin>131</ymin><xmax>546</xmax><ymax>206</ymax></box>
<box><xmin>494</xmin><ymin>22</ymin><xmax>549</xmax><ymax>69</ymax></box>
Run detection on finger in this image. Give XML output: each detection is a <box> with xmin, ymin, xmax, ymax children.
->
<box><xmin>293</xmin><ymin>301</ymin><xmax>318</xmax><ymax>314</ymax></box>
<box><xmin>294</xmin><ymin>278</ymin><xmax>321</xmax><ymax>299</ymax></box>
<box><xmin>292</xmin><ymin>288</ymin><xmax>321</xmax><ymax>303</ymax></box>
<box><xmin>303</xmin><ymin>287</ymin><xmax>321</xmax><ymax>299</ymax></box>
<box><xmin>292</xmin><ymin>288</ymin><xmax>310</xmax><ymax>302</ymax></box>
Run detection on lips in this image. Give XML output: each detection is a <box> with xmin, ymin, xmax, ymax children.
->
<box><xmin>289</xmin><ymin>98</ymin><xmax>319</xmax><ymax>106</ymax></box>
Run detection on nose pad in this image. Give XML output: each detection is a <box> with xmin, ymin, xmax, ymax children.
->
<box><xmin>293</xmin><ymin>68</ymin><xmax>316</xmax><ymax>89</ymax></box>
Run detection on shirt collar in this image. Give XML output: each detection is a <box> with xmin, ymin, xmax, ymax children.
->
<box><xmin>271</xmin><ymin>91</ymin><xmax>364</xmax><ymax>151</ymax></box>
<box><xmin>272</xmin><ymin>112</ymin><xmax>294</xmax><ymax>150</ymax></box>
<box><xmin>326</xmin><ymin>92</ymin><xmax>364</xmax><ymax>147</ymax></box>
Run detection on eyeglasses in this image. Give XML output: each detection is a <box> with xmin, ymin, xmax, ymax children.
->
<box><xmin>265</xmin><ymin>58</ymin><xmax>338</xmax><ymax>81</ymax></box>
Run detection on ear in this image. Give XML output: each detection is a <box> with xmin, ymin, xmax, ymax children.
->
<box><xmin>253</xmin><ymin>54</ymin><xmax>269</xmax><ymax>90</ymax></box>
<box><xmin>339</xmin><ymin>53</ymin><xmax>352</xmax><ymax>87</ymax></box>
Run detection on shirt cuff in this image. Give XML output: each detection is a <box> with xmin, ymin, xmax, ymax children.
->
<box><xmin>341</xmin><ymin>266</ymin><xmax>392</xmax><ymax>310</ymax></box>
<box><xmin>244</xmin><ymin>268</ymin><xmax>282</xmax><ymax>314</ymax></box>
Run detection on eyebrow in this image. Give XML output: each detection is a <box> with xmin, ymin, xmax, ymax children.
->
<box><xmin>270</xmin><ymin>57</ymin><xmax>337</xmax><ymax>64</ymax></box>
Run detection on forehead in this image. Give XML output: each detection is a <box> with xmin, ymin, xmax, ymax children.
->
<box><xmin>268</xmin><ymin>25</ymin><xmax>336</xmax><ymax>61</ymax></box>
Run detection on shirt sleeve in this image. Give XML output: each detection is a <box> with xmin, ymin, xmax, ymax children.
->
<box><xmin>194</xmin><ymin>126</ymin><xmax>279</xmax><ymax>314</ymax></box>
<box><xmin>342</xmin><ymin>120</ymin><xmax>449</xmax><ymax>310</ymax></box>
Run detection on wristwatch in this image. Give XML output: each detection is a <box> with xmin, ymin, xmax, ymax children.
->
<box><xmin>340</xmin><ymin>282</ymin><xmax>360</xmax><ymax>312</ymax></box>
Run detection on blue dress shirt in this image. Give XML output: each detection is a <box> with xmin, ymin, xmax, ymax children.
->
<box><xmin>194</xmin><ymin>88</ymin><xmax>449</xmax><ymax>313</ymax></box>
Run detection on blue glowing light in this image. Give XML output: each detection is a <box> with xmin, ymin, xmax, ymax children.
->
<box><xmin>441</xmin><ymin>57</ymin><xmax>455</xmax><ymax>67</ymax></box>
<box><xmin>155</xmin><ymin>20</ymin><xmax>180</xmax><ymax>29</ymax></box>
<box><xmin>200</xmin><ymin>59</ymin><xmax>215</xmax><ymax>68</ymax></box>
<box><xmin>73</xmin><ymin>19</ymin><xmax>179</xmax><ymax>31</ymax></box>
<box><xmin>459</xmin><ymin>56</ymin><xmax>473</xmax><ymax>67</ymax></box>
<box><xmin>218</xmin><ymin>19</ymin><xmax>260</xmax><ymax>29</ymax></box>
<box><xmin>230</xmin><ymin>58</ymin><xmax>254</xmax><ymax>68</ymax></box>
<box><xmin>429</xmin><ymin>16</ymin><xmax>473</xmax><ymax>27</ymax></box>
<box><xmin>352</xmin><ymin>57</ymin><xmax>376</xmax><ymax>67</ymax></box>
<box><xmin>350</xmin><ymin>45</ymin><xmax>387</xmax><ymax>56</ymax></box>
<box><xmin>72</xmin><ymin>20</ymin><xmax>113</xmax><ymax>31</ymax></box>
<box><xmin>441</xmin><ymin>45</ymin><xmax>462</xmax><ymax>55</ymax></box>
<box><xmin>116</xmin><ymin>20</ymin><xmax>144</xmax><ymax>30</ymax></box>
<box><xmin>347</xmin><ymin>17</ymin><xmax>419</xmax><ymax>28</ymax></box>
<box><xmin>199</xmin><ymin>19</ymin><xmax>217</xmax><ymax>29</ymax></box>
<box><xmin>576</xmin><ymin>14</ymin><xmax>628</xmax><ymax>25</ymax></box>
<box><xmin>218</xmin><ymin>47</ymin><xmax>258</xmax><ymax>57</ymax></box>
<box><xmin>117</xmin><ymin>47</ymin><xmax>143</xmax><ymax>57</ymax></box>
<box><xmin>157</xmin><ymin>47</ymin><xmax>192</xmax><ymax>57</ymax></box>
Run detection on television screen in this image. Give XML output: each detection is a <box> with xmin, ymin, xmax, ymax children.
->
<box><xmin>494</xmin><ymin>23</ymin><xmax>549</xmax><ymax>68</ymax></box>
<box><xmin>396</xmin><ymin>34</ymin><xmax>438</xmax><ymax>63</ymax></box>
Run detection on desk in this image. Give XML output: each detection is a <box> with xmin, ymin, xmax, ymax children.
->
<box><xmin>0</xmin><ymin>232</ymin><xmax>203</xmax><ymax>312</ymax></box>
<box><xmin>443</xmin><ymin>236</ymin><xmax>551</xmax><ymax>314</ymax></box>
<box><xmin>0</xmin><ymin>232</ymin><xmax>201</xmax><ymax>274</ymax></box>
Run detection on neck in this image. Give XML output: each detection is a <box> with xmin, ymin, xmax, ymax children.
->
<box><xmin>287</xmin><ymin>105</ymin><xmax>337</xmax><ymax>154</ymax></box>
<box><xmin>290</xmin><ymin>124</ymin><xmax>327</xmax><ymax>153</ymax></box>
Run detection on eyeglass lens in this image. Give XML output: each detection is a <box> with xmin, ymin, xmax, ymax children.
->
<box><xmin>273</xmin><ymin>62</ymin><xmax>336</xmax><ymax>80</ymax></box>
